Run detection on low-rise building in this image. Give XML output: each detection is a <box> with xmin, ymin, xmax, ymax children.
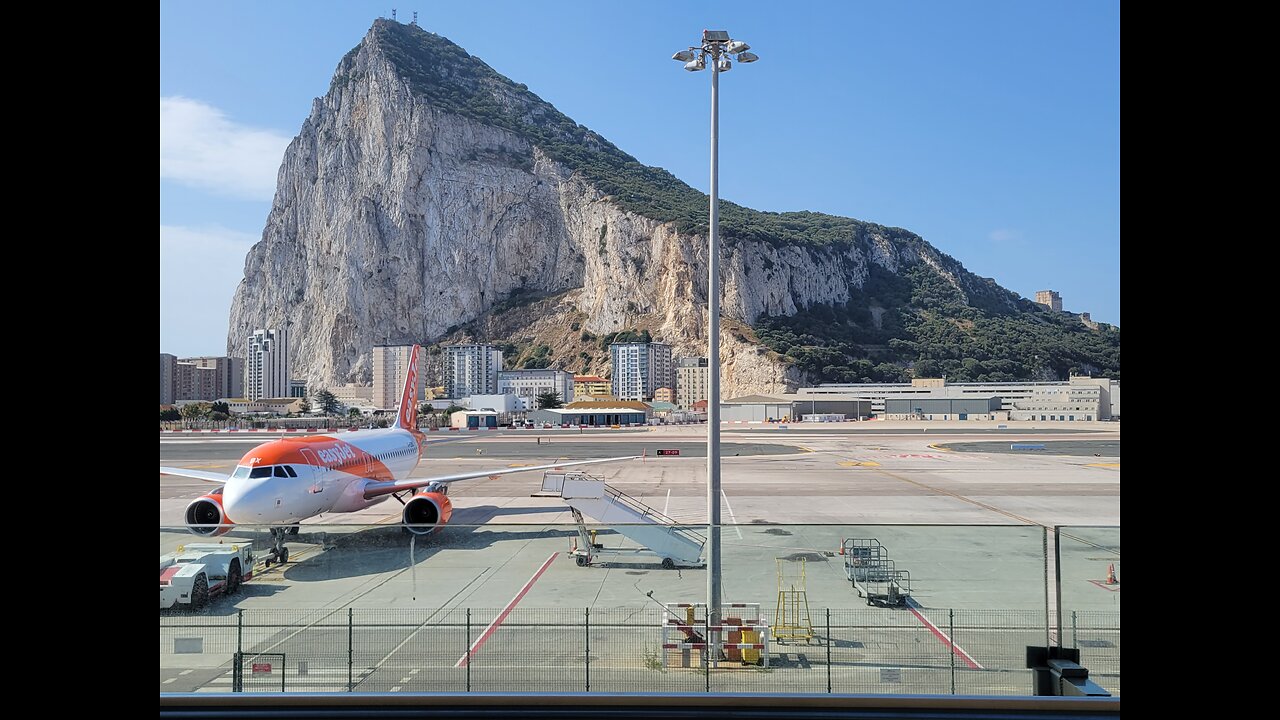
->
<box><xmin>222</xmin><ymin>397</ymin><xmax>305</xmax><ymax>416</ymax></box>
<box><xmin>799</xmin><ymin>376</ymin><xmax>1119</xmax><ymax>419</ymax></box>
<box><xmin>451</xmin><ymin>410</ymin><xmax>499</xmax><ymax>429</ymax></box>
<box><xmin>574</xmin><ymin>375</ymin><xmax>610</xmax><ymax>398</ymax></box>
<box><xmin>464</xmin><ymin>394</ymin><xmax>520</xmax><ymax>413</ymax></box>
<box><xmin>499</xmin><ymin>369</ymin><xmax>575</xmax><ymax>410</ymax></box>
<box><xmin>653</xmin><ymin>387</ymin><xmax>674</xmax><ymax>404</ymax></box>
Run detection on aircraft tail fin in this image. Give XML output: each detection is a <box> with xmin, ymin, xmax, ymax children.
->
<box><xmin>392</xmin><ymin>344</ymin><xmax>421</xmax><ymax>431</ymax></box>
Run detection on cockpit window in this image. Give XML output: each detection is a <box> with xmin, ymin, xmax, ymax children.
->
<box><xmin>273</xmin><ymin>466</ymin><xmax>289</xmax><ymax>478</ymax></box>
<box><xmin>283</xmin><ymin>465</ymin><xmax>298</xmax><ymax>478</ymax></box>
<box><xmin>232</xmin><ymin>466</ymin><xmax>250</xmax><ymax>479</ymax></box>
<box><xmin>249</xmin><ymin>466</ymin><xmax>272</xmax><ymax>479</ymax></box>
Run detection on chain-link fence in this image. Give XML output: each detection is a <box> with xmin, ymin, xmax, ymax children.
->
<box><xmin>161</xmin><ymin>606</ymin><xmax>1119</xmax><ymax>695</ymax></box>
<box><xmin>1069</xmin><ymin>610</ymin><xmax>1120</xmax><ymax>696</ymax></box>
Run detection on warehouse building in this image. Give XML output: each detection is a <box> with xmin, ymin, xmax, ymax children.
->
<box><xmin>882</xmin><ymin>397</ymin><xmax>1003</xmax><ymax>421</ymax></box>
<box><xmin>527</xmin><ymin>400</ymin><xmax>652</xmax><ymax>427</ymax></box>
<box><xmin>720</xmin><ymin>394</ymin><xmax>872</xmax><ymax>423</ymax></box>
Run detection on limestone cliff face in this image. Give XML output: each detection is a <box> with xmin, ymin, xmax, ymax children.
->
<box><xmin>228</xmin><ymin>21</ymin><xmax>978</xmax><ymax>396</ymax></box>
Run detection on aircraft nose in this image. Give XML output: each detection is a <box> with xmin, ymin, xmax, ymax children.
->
<box><xmin>223</xmin><ymin>479</ymin><xmax>281</xmax><ymax>522</ymax></box>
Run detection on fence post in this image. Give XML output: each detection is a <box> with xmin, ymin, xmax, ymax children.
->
<box><xmin>347</xmin><ymin>608</ymin><xmax>354</xmax><ymax>692</ymax></box>
<box><xmin>704</xmin><ymin>610</ymin><xmax>711</xmax><ymax>693</ymax></box>
<box><xmin>949</xmin><ymin>609</ymin><xmax>956</xmax><ymax>695</ymax></box>
<box><xmin>585</xmin><ymin>607</ymin><xmax>591</xmax><ymax>693</ymax></box>
<box><xmin>825</xmin><ymin>608</ymin><xmax>832</xmax><ymax>694</ymax></box>
<box><xmin>1072</xmin><ymin>610</ymin><xmax>1078</xmax><ymax>649</ymax></box>
<box><xmin>1054</xmin><ymin>525</ymin><xmax>1064</xmax><ymax>647</ymax></box>
<box><xmin>234</xmin><ymin>609</ymin><xmax>243</xmax><ymax>693</ymax></box>
<box><xmin>466</xmin><ymin>608</ymin><xmax>472</xmax><ymax>693</ymax></box>
<box><xmin>1043</xmin><ymin>526</ymin><xmax>1051</xmax><ymax>648</ymax></box>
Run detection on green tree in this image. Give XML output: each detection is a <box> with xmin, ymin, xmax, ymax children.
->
<box><xmin>444</xmin><ymin>404</ymin><xmax>465</xmax><ymax>415</ymax></box>
<box><xmin>210</xmin><ymin>401</ymin><xmax>231</xmax><ymax>415</ymax></box>
<box><xmin>210</xmin><ymin>411</ymin><xmax>229</xmax><ymax>421</ymax></box>
<box><xmin>180</xmin><ymin>402</ymin><xmax>211</xmax><ymax>420</ymax></box>
<box><xmin>314</xmin><ymin>389</ymin><xmax>341</xmax><ymax>415</ymax></box>
<box><xmin>298</xmin><ymin>398</ymin><xmax>311</xmax><ymax>414</ymax></box>
<box><xmin>535</xmin><ymin>391</ymin><xmax>564</xmax><ymax>409</ymax></box>
<box><xmin>348</xmin><ymin>408</ymin><xmax>362</xmax><ymax>418</ymax></box>
<box><xmin>159</xmin><ymin>408</ymin><xmax>180</xmax><ymax>422</ymax></box>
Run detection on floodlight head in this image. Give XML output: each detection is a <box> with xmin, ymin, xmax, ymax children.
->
<box><xmin>726</xmin><ymin>40</ymin><xmax>750</xmax><ymax>54</ymax></box>
<box><xmin>717</xmin><ymin>59</ymin><xmax>731</xmax><ymax>72</ymax></box>
<box><xmin>703</xmin><ymin>29</ymin><xmax>730</xmax><ymax>43</ymax></box>
<box><xmin>684</xmin><ymin>58</ymin><xmax>706</xmax><ymax>72</ymax></box>
<box><xmin>672</xmin><ymin>50</ymin><xmax>696</xmax><ymax>62</ymax></box>
<box><xmin>737</xmin><ymin>51</ymin><xmax>759</xmax><ymax>64</ymax></box>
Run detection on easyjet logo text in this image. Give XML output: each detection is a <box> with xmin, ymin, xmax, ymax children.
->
<box><xmin>317</xmin><ymin>444</ymin><xmax>357</xmax><ymax>465</ymax></box>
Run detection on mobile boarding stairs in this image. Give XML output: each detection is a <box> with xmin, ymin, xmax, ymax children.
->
<box><xmin>540</xmin><ymin>471</ymin><xmax>706</xmax><ymax>569</ymax></box>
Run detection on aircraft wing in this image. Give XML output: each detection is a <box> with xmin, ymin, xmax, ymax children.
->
<box><xmin>361</xmin><ymin>455</ymin><xmax>639</xmax><ymax>499</ymax></box>
<box><xmin>159</xmin><ymin>466</ymin><xmax>228</xmax><ymax>484</ymax></box>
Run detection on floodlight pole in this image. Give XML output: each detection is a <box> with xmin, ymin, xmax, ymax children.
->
<box><xmin>674</xmin><ymin>30</ymin><xmax>755</xmax><ymax>662</ymax></box>
<box><xmin>706</xmin><ymin>48</ymin><xmax>723</xmax><ymax>646</ymax></box>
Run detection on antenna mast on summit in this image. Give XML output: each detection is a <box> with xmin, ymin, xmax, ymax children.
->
<box><xmin>412</xmin><ymin>11</ymin><xmax>418</xmax><ymax>26</ymax></box>
<box><xmin>391</xmin><ymin>9</ymin><xmax>397</xmax><ymax>21</ymax></box>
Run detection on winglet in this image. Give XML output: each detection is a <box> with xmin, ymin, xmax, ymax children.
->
<box><xmin>392</xmin><ymin>344</ymin><xmax>421</xmax><ymax>431</ymax></box>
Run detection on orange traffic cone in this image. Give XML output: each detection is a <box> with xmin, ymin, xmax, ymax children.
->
<box><xmin>838</xmin><ymin>539</ymin><xmax>845</xmax><ymax>555</ymax></box>
<box><xmin>1106</xmin><ymin>563</ymin><xmax>1118</xmax><ymax>585</ymax></box>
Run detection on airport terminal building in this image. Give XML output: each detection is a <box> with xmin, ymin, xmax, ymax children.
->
<box><xmin>800</xmin><ymin>376</ymin><xmax>1119</xmax><ymax>420</ymax></box>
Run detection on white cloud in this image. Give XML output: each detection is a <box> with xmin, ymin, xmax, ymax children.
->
<box><xmin>160</xmin><ymin>97</ymin><xmax>291</xmax><ymax>201</ymax></box>
<box><xmin>988</xmin><ymin>228</ymin><xmax>1023</xmax><ymax>243</ymax></box>
<box><xmin>160</xmin><ymin>225</ymin><xmax>257</xmax><ymax>356</ymax></box>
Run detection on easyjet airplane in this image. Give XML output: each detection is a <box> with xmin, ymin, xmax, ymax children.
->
<box><xmin>161</xmin><ymin>345</ymin><xmax>633</xmax><ymax>563</ymax></box>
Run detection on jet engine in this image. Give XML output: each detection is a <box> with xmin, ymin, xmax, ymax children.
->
<box><xmin>184</xmin><ymin>488</ymin><xmax>234</xmax><ymax>537</ymax></box>
<box><xmin>402</xmin><ymin>483</ymin><xmax>453</xmax><ymax>535</ymax></box>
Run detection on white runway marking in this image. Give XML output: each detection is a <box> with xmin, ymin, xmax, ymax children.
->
<box><xmin>663</xmin><ymin>488</ymin><xmax>671</xmax><ymax>516</ymax></box>
<box><xmin>721</xmin><ymin>490</ymin><xmax>743</xmax><ymax>539</ymax></box>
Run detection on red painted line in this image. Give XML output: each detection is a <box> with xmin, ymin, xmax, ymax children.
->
<box><xmin>1088</xmin><ymin>580</ymin><xmax>1121</xmax><ymax>593</ymax></box>
<box><xmin>454</xmin><ymin>552</ymin><xmax>558</xmax><ymax>667</ymax></box>
<box><xmin>905</xmin><ymin>599</ymin><xmax>983</xmax><ymax>670</ymax></box>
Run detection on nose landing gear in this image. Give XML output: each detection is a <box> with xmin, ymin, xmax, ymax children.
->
<box><xmin>265</xmin><ymin>526</ymin><xmax>292</xmax><ymax>565</ymax></box>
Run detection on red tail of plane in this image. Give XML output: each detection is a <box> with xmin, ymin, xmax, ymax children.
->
<box><xmin>393</xmin><ymin>344</ymin><xmax>421</xmax><ymax>431</ymax></box>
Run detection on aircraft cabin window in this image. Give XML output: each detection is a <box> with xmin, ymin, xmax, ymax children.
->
<box><xmin>274</xmin><ymin>466</ymin><xmax>289</xmax><ymax>478</ymax></box>
<box><xmin>250</xmin><ymin>467</ymin><xmax>272</xmax><ymax>479</ymax></box>
<box><xmin>284</xmin><ymin>466</ymin><xmax>298</xmax><ymax>477</ymax></box>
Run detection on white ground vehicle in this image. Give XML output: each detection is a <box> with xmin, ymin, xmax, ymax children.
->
<box><xmin>159</xmin><ymin>543</ymin><xmax>256</xmax><ymax>610</ymax></box>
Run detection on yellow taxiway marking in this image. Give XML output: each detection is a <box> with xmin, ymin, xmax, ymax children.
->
<box><xmin>254</xmin><ymin>548</ymin><xmax>311</xmax><ymax>578</ymax></box>
<box><xmin>838</xmin><ymin>460</ymin><xmax>881</xmax><ymax>467</ymax></box>
<box><xmin>1086</xmin><ymin>463</ymin><xmax>1120</xmax><ymax>469</ymax></box>
<box><xmin>927</xmin><ymin>443</ymin><xmax>953</xmax><ymax>452</ymax></box>
<box><xmin>797</xmin><ymin>445</ymin><xmax>815</xmax><ymax>453</ymax></box>
<box><xmin>507</xmin><ymin>463</ymin><xmax>536</xmax><ymax>468</ymax></box>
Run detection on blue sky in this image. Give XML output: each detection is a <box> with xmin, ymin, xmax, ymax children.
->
<box><xmin>160</xmin><ymin>1</ymin><xmax>1120</xmax><ymax>357</ymax></box>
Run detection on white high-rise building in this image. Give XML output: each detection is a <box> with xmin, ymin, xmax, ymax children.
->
<box><xmin>445</xmin><ymin>344</ymin><xmax>503</xmax><ymax>399</ymax></box>
<box><xmin>499</xmin><ymin>369</ymin><xmax>575</xmax><ymax>410</ymax></box>
<box><xmin>609</xmin><ymin>342</ymin><xmax>673</xmax><ymax>401</ymax></box>
<box><xmin>373</xmin><ymin>345</ymin><xmax>427</xmax><ymax>410</ymax></box>
<box><xmin>247</xmin><ymin>327</ymin><xmax>291</xmax><ymax>400</ymax></box>
<box><xmin>676</xmin><ymin>356</ymin><xmax>710</xmax><ymax>409</ymax></box>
